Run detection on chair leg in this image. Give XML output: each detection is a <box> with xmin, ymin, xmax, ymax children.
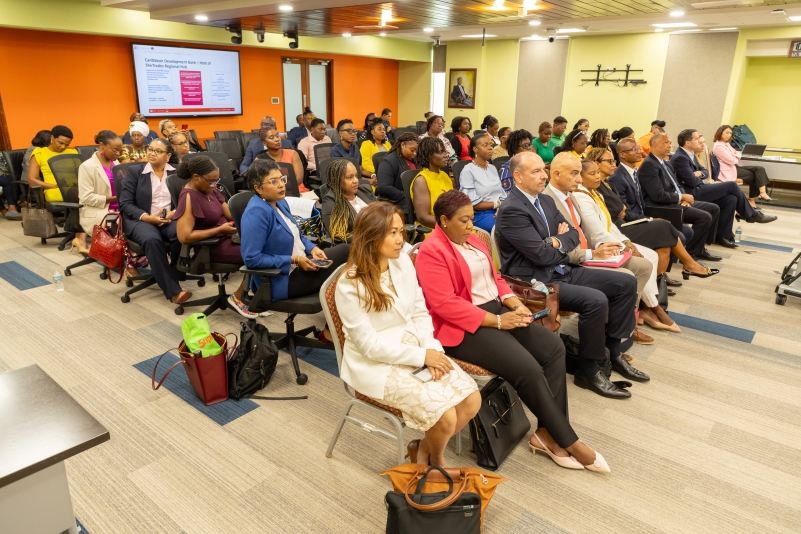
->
<box><xmin>174</xmin><ymin>280</ymin><xmax>228</xmax><ymax>317</ymax></box>
<box><xmin>63</xmin><ymin>256</ymin><xmax>97</xmax><ymax>277</ymax></box>
<box><xmin>454</xmin><ymin>427</ymin><xmax>463</xmax><ymax>456</ymax></box>
<box><xmin>387</xmin><ymin>413</ymin><xmax>406</xmax><ymax>465</ymax></box>
<box><xmin>122</xmin><ymin>275</ymin><xmax>158</xmax><ymax>301</ymax></box>
<box><xmin>326</xmin><ymin>401</ymin><xmax>355</xmax><ymax>458</ymax></box>
<box><xmin>283</xmin><ymin>314</ymin><xmax>308</xmax><ymax>385</ymax></box>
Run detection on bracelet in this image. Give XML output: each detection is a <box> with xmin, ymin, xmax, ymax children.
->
<box><xmin>511</xmin><ymin>303</ymin><xmax>520</xmax><ymax>311</ymax></box>
<box><xmin>496</xmin><ymin>315</ymin><xmax>502</xmax><ymax>330</ymax></box>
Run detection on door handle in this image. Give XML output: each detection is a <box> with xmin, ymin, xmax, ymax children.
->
<box><xmin>303</xmin><ymin>94</ymin><xmax>307</xmax><ymax>107</ymax></box>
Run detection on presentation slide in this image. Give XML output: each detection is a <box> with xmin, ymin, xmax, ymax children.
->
<box><xmin>131</xmin><ymin>44</ymin><xmax>243</xmax><ymax>117</ymax></box>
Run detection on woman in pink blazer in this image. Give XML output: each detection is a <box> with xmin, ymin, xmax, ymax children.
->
<box><xmin>415</xmin><ymin>190</ymin><xmax>609</xmax><ymax>473</ymax></box>
<box><xmin>712</xmin><ymin>125</ymin><xmax>771</xmax><ymax>207</ymax></box>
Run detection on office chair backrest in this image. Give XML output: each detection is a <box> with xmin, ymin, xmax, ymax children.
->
<box><xmin>187</xmin><ymin>129</ymin><xmax>200</xmax><ymax>146</ymax></box>
<box><xmin>277</xmin><ymin>162</ymin><xmax>301</xmax><ymax>197</ymax></box>
<box><xmin>313</xmin><ymin>143</ymin><xmax>335</xmax><ymax>167</ymax></box>
<box><xmin>416</xmin><ymin>121</ymin><xmax>426</xmax><ymax>135</ymax></box>
<box><xmin>492</xmin><ymin>156</ymin><xmax>510</xmax><ymax>171</ymax></box>
<box><xmin>319</xmin><ymin>264</ymin><xmax>347</xmax><ymax>369</ymax></box>
<box><xmin>372</xmin><ymin>152</ymin><xmax>388</xmax><ymax>174</ymax></box>
<box><xmin>183</xmin><ymin>151</ymin><xmax>237</xmax><ymax>199</ymax></box>
<box><xmin>490</xmin><ymin>225</ymin><xmax>503</xmax><ymax>267</ymax></box>
<box><xmin>325</xmin><ymin>127</ymin><xmax>340</xmax><ymax>145</ymax></box>
<box><xmin>400</xmin><ymin>169</ymin><xmax>419</xmax><ymax>225</ymax></box>
<box><xmin>214</xmin><ymin>130</ymin><xmax>244</xmax><ymax>140</ymax></box>
<box><xmin>239</xmin><ymin>132</ymin><xmax>259</xmax><ymax>154</ymax></box>
<box><xmin>111</xmin><ymin>162</ymin><xmax>144</xmax><ymax>212</ymax></box>
<box><xmin>2</xmin><ymin>149</ymin><xmax>25</xmax><ymax>182</ymax></box>
<box><xmin>48</xmin><ymin>154</ymin><xmax>83</xmax><ymax>203</ymax></box>
<box><xmin>228</xmin><ymin>190</ymin><xmax>255</xmax><ymax>230</ymax></box>
<box><xmin>75</xmin><ymin>146</ymin><xmax>96</xmax><ymax>162</ymax></box>
<box><xmin>451</xmin><ymin>159</ymin><xmax>470</xmax><ymax>191</ymax></box>
<box><xmin>393</xmin><ymin>127</ymin><xmax>415</xmax><ymax>138</ymax></box>
<box><xmin>165</xmin><ymin>174</ymin><xmax>186</xmax><ymax>208</ymax></box>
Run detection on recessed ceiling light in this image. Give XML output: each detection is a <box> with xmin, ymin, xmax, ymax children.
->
<box><xmin>652</xmin><ymin>22</ymin><xmax>697</xmax><ymax>28</ymax></box>
<box><xmin>529</xmin><ymin>20</ymin><xmax>541</xmax><ymax>26</ymax></box>
<box><xmin>343</xmin><ymin>32</ymin><xmax>352</xmax><ymax>37</ymax></box>
<box><xmin>655</xmin><ymin>28</ymin><xmax>664</xmax><ymax>32</ymax></box>
<box><xmin>423</xmin><ymin>27</ymin><xmax>434</xmax><ymax>32</ymax></box>
<box><xmin>671</xmin><ymin>29</ymin><xmax>702</xmax><ymax>33</ymax></box>
<box><xmin>670</xmin><ymin>10</ymin><xmax>685</xmax><ymax>16</ymax></box>
<box><xmin>379</xmin><ymin>32</ymin><xmax>387</xmax><ymax>37</ymax></box>
<box><xmin>789</xmin><ymin>15</ymin><xmax>801</xmax><ymax>21</ymax></box>
<box><xmin>462</xmin><ymin>34</ymin><xmax>497</xmax><ymax>38</ymax></box>
<box><xmin>711</xmin><ymin>27</ymin><xmax>738</xmax><ymax>30</ymax></box>
<box><xmin>556</xmin><ymin>28</ymin><xmax>586</xmax><ymax>33</ymax></box>
<box><xmin>493</xmin><ymin>0</ymin><xmax>505</xmax><ymax>6</ymax></box>
<box><xmin>523</xmin><ymin>35</ymin><xmax>547</xmax><ymax>40</ymax></box>
<box><xmin>195</xmin><ymin>15</ymin><xmax>208</xmax><ymax>21</ymax></box>
<box><xmin>279</xmin><ymin>4</ymin><xmax>293</xmax><ymax>11</ymax></box>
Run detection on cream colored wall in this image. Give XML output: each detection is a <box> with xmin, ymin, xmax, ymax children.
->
<box><xmin>562</xmin><ymin>33</ymin><xmax>670</xmax><ymax>138</ymax></box>
<box><xmin>398</xmin><ymin>60</ymin><xmax>432</xmax><ymax>128</ymax></box>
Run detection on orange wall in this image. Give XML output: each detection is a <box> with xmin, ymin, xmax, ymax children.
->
<box><xmin>0</xmin><ymin>28</ymin><xmax>399</xmax><ymax>148</ymax></box>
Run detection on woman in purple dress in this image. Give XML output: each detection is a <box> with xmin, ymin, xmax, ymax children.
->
<box><xmin>173</xmin><ymin>156</ymin><xmax>256</xmax><ymax>318</ymax></box>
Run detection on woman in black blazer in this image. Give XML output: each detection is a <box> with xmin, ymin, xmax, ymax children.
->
<box><xmin>321</xmin><ymin>158</ymin><xmax>376</xmax><ymax>243</ymax></box>
<box><xmin>376</xmin><ymin>132</ymin><xmax>419</xmax><ymax>209</ymax></box>
<box><xmin>118</xmin><ymin>138</ymin><xmax>192</xmax><ymax>304</ymax></box>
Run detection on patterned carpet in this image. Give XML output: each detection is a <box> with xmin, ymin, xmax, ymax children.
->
<box><xmin>0</xmin><ymin>202</ymin><xmax>799</xmax><ymax>534</ymax></box>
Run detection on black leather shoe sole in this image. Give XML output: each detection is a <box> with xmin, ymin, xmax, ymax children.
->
<box><xmin>715</xmin><ymin>239</ymin><xmax>738</xmax><ymax>249</ymax></box>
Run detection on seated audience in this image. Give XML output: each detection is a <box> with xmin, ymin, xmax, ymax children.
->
<box><xmin>496</xmin><ymin>152</ymin><xmax>647</xmax><ymax>399</ymax></box>
<box><xmin>498</xmin><ymin>129</ymin><xmax>534</xmax><ymax>193</ymax></box>
<box><xmin>251</xmin><ymin>127</ymin><xmax>305</xmax><ymax>187</ymax></box>
<box><xmin>481</xmin><ymin>115</ymin><xmax>500</xmax><ymax>146</ymax></box>
<box><xmin>119</xmin><ymin>139</ymin><xmax>191</xmax><ymax>304</ymax></box>
<box><xmin>459</xmin><ymin>133</ymin><xmax>505</xmax><ymax>232</ymax></box>
<box><xmin>335</xmin><ymin>202</ymin><xmax>480</xmax><ymax>467</ymax></box>
<box><xmin>357</xmin><ymin>112</ymin><xmax>377</xmax><ymax>143</ymax></box>
<box><xmin>449</xmin><ymin>116</ymin><xmax>474</xmax><ymax>161</ymax></box>
<box><xmin>160</xmin><ymin>120</ymin><xmax>203</xmax><ymax>152</ymax></box>
<box><xmin>550</xmin><ymin>116</ymin><xmax>568</xmax><ymax>146</ymax></box>
<box><xmin>22</xmin><ymin>130</ymin><xmax>52</xmax><ymax>185</ymax></box>
<box><xmin>587</xmin><ymin>128</ymin><xmax>610</xmax><ymax>151</ymax></box>
<box><xmin>609</xmin><ymin>138</ymin><xmax>718</xmax><ymax>282</ymax></box>
<box><xmin>671</xmin><ymin>129</ymin><xmax>775</xmax><ymax>248</ymax></box>
<box><xmin>240</xmin><ymin>159</ymin><xmax>349</xmax><ymax>340</ymax></box>
<box><xmin>638</xmin><ymin>133</ymin><xmax>721</xmax><ymax>262</ymax></box>
<box><xmin>553</xmin><ymin>129</ymin><xmax>589</xmax><ymax>159</ymax></box>
<box><xmin>424</xmin><ymin>111</ymin><xmax>434</xmax><ymax>120</ymax></box>
<box><xmin>713</xmin><ymin>125</ymin><xmax>772</xmax><ymax>207</ymax></box>
<box><xmin>298</xmin><ymin>118</ymin><xmax>332</xmax><ymax>175</ymax></box>
<box><xmin>492</xmin><ymin>127</ymin><xmax>511</xmax><ymax>159</ymax></box>
<box><xmin>0</xmin><ymin>153</ymin><xmax>19</xmax><ymax>219</ymax></box>
<box><xmin>119</xmin><ymin>122</ymin><xmax>150</xmax><ymax>163</ymax></box>
<box><xmin>173</xmin><ymin>156</ymin><xmax>255</xmax><ymax>318</ymax></box>
<box><xmin>376</xmin><ymin>132</ymin><xmax>418</xmax><ymax>210</ymax></box>
<box><xmin>416</xmin><ymin>190</ymin><xmax>608</xmax><ymax>472</ymax></box>
<box><xmin>259</xmin><ymin>116</ymin><xmax>293</xmax><ymax>148</ymax></box>
<box><xmin>573</xmin><ymin>118</ymin><xmax>590</xmax><ymax>132</ymax></box>
<box><xmin>27</xmin><ymin>125</ymin><xmax>79</xmax><ymax>204</ymax></box>
<box><xmin>380</xmin><ymin>108</ymin><xmax>394</xmax><ymax>140</ymax></box>
<box><xmin>288</xmin><ymin>108</ymin><xmax>314</xmax><ymax>148</ymax></box>
<box><xmin>167</xmin><ymin>132</ymin><xmax>191</xmax><ymax>166</ymax></box>
<box><xmin>411</xmin><ymin>137</ymin><xmax>453</xmax><ymax>229</ymax></box>
<box><xmin>419</xmin><ymin>115</ymin><xmax>457</xmax><ymax>163</ymax></box>
<box><xmin>321</xmin><ymin>158</ymin><xmax>376</xmax><ymax>242</ymax></box>
<box><xmin>330</xmin><ymin>119</ymin><xmax>365</xmax><ymax>176</ymax></box>
<box><xmin>533</xmin><ymin>122</ymin><xmax>555</xmax><ymax>165</ymax></box>
<box><xmin>609</xmin><ymin>127</ymin><xmax>634</xmax><ymax>164</ymax></box>
<box><xmin>359</xmin><ymin>118</ymin><xmax>392</xmax><ymax>187</ymax></box>
<box><xmin>121</xmin><ymin>113</ymin><xmax>159</xmax><ymax>145</ymax></box>
<box><xmin>637</xmin><ymin>120</ymin><xmax>665</xmax><ymax>155</ymax></box>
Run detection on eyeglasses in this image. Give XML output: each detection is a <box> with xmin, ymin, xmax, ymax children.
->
<box><xmin>620</xmin><ymin>146</ymin><xmax>642</xmax><ymax>153</ymax></box>
<box><xmin>146</xmin><ymin>148</ymin><xmax>167</xmax><ymax>155</ymax></box>
<box><xmin>261</xmin><ymin>176</ymin><xmax>288</xmax><ymax>187</ymax></box>
<box><xmin>520</xmin><ymin>142</ymin><xmax>532</xmax><ymax>149</ymax></box>
<box><xmin>173</xmin><ymin>140</ymin><xmax>189</xmax><ymax>146</ymax></box>
<box><xmin>599</xmin><ymin>158</ymin><xmax>615</xmax><ymax>164</ymax></box>
<box><xmin>339</xmin><ymin>128</ymin><xmax>357</xmax><ymax>134</ymax></box>
<box><xmin>201</xmin><ymin>175</ymin><xmax>220</xmax><ymax>185</ymax></box>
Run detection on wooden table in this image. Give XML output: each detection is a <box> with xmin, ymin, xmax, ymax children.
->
<box><xmin>0</xmin><ymin>365</ymin><xmax>110</xmax><ymax>534</ymax></box>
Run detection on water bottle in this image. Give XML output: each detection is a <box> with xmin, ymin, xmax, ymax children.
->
<box><xmin>734</xmin><ymin>226</ymin><xmax>742</xmax><ymax>244</ymax></box>
<box><xmin>53</xmin><ymin>269</ymin><xmax>64</xmax><ymax>292</ymax></box>
<box><xmin>530</xmin><ymin>279</ymin><xmax>549</xmax><ymax>294</ymax></box>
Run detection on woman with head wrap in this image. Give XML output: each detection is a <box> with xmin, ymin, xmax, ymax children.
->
<box><xmin>119</xmin><ymin>122</ymin><xmax>150</xmax><ymax>163</ymax></box>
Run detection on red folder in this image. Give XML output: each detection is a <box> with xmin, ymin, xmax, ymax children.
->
<box><xmin>581</xmin><ymin>251</ymin><xmax>632</xmax><ymax>268</ymax></box>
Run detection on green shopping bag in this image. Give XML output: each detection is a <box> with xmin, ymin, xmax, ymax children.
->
<box><xmin>181</xmin><ymin>313</ymin><xmax>222</xmax><ymax>358</ymax></box>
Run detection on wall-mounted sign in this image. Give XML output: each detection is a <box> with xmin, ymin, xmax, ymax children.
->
<box><xmin>790</xmin><ymin>40</ymin><xmax>801</xmax><ymax>58</ymax></box>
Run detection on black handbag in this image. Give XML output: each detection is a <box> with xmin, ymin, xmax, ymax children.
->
<box><xmin>656</xmin><ymin>274</ymin><xmax>669</xmax><ymax>311</ymax></box>
<box><xmin>385</xmin><ymin>466</ymin><xmax>481</xmax><ymax>534</ymax></box>
<box><xmin>468</xmin><ymin>377</ymin><xmax>531</xmax><ymax>471</ymax></box>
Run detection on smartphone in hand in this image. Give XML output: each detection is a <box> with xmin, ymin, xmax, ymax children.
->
<box><xmin>181</xmin><ymin>124</ymin><xmax>189</xmax><ymax>130</ymax></box>
<box><xmin>310</xmin><ymin>259</ymin><xmax>333</xmax><ymax>269</ymax></box>
<box><xmin>531</xmin><ymin>308</ymin><xmax>551</xmax><ymax>320</ymax></box>
<box><xmin>412</xmin><ymin>366</ymin><xmax>433</xmax><ymax>383</ymax></box>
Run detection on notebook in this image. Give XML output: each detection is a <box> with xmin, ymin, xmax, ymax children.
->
<box><xmin>581</xmin><ymin>251</ymin><xmax>632</xmax><ymax>268</ymax></box>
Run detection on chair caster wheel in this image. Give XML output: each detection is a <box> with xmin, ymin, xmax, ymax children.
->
<box><xmin>121</xmin><ymin>295</ymin><xmax>130</xmax><ymax>303</ymax></box>
<box><xmin>125</xmin><ymin>279</ymin><xmax>134</xmax><ymax>287</ymax></box>
<box><xmin>64</xmin><ymin>268</ymin><xmax>71</xmax><ymax>276</ymax></box>
<box><xmin>212</xmin><ymin>274</ymin><xmax>219</xmax><ymax>282</ymax></box>
<box><xmin>776</xmin><ymin>294</ymin><xmax>787</xmax><ymax>305</ymax></box>
<box><xmin>175</xmin><ymin>306</ymin><xmax>184</xmax><ymax>315</ymax></box>
<box><xmin>58</xmin><ymin>244</ymin><xmax>66</xmax><ymax>251</ymax></box>
<box><xmin>41</xmin><ymin>238</ymin><xmax>47</xmax><ymax>245</ymax></box>
<box><xmin>99</xmin><ymin>272</ymin><xmax>107</xmax><ymax>280</ymax></box>
<box><xmin>197</xmin><ymin>279</ymin><xmax>206</xmax><ymax>287</ymax></box>
<box><xmin>296</xmin><ymin>374</ymin><xmax>308</xmax><ymax>385</ymax></box>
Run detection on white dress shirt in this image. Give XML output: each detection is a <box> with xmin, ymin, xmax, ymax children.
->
<box><xmin>141</xmin><ymin>162</ymin><xmax>174</xmax><ymax>219</ymax></box>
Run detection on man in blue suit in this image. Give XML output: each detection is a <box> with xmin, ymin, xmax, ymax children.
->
<box><xmin>496</xmin><ymin>151</ymin><xmax>648</xmax><ymax>399</ymax></box>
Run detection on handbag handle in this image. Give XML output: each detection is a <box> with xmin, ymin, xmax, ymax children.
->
<box><xmin>404</xmin><ymin>466</ymin><xmax>469</xmax><ymax>512</ymax></box>
<box><xmin>223</xmin><ymin>332</ymin><xmax>238</xmax><ymax>360</ymax></box>
<box><xmin>487</xmin><ymin>398</ymin><xmax>512</xmax><ymax>425</ymax></box>
<box><xmin>151</xmin><ymin>349</ymin><xmax>183</xmax><ymax>390</ymax></box>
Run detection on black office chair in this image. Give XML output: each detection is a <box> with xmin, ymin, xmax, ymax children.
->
<box><xmin>229</xmin><ymin>191</ymin><xmax>334</xmax><ymax>385</ymax></box>
<box><xmin>325</xmin><ymin>128</ymin><xmax>340</xmax><ymax>145</ymax></box>
<box><xmin>276</xmin><ymin>162</ymin><xmax>301</xmax><ymax>197</ymax></box>
<box><xmin>205</xmin><ymin>139</ymin><xmax>244</xmax><ymax>171</ymax></box>
<box><xmin>492</xmin><ymin>155</ymin><xmax>510</xmax><ymax>171</ymax></box>
<box><xmin>372</xmin><ymin>152</ymin><xmax>388</xmax><ymax>175</ymax></box>
<box><xmin>451</xmin><ymin>159</ymin><xmax>471</xmax><ymax>191</ymax></box>
<box><xmin>183</xmin><ymin>151</ymin><xmax>238</xmax><ymax>198</ymax></box>
<box><xmin>75</xmin><ymin>146</ymin><xmax>96</xmax><ymax>162</ymax></box>
<box><xmin>44</xmin><ymin>154</ymin><xmax>84</xmax><ymax>250</ymax></box>
<box><xmin>312</xmin><ymin>143</ymin><xmax>335</xmax><ymax>171</ymax></box>
<box><xmin>214</xmin><ymin>130</ymin><xmax>245</xmax><ymax>140</ymax></box>
<box><xmin>416</xmin><ymin>121</ymin><xmax>426</xmax><ymax>135</ymax></box>
<box><xmin>112</xmin><ymin>165</ymin><xmax>204</xmax><ymax>303</ymax></box>
<box><xmin>393</xmin><ymin>127</ymin><xmax>415</xmax><ymax>138</ymax></box>
<box><xmin>400</xmin><ymin>169</ymin><xmax>431</xmax><ymax>243</ymax></box>
<box><xmin>187</xmin><ymin>130</ymin><xmax>201</xmax><ymax>148</ymax></box>
<box><xmin>2</xmin><ymin>149</ymin><xmax>28</xmax><ymax>205</ymax></box>
<box><xmin>237</xmin><ymin>131</ymin><xmax>258</xmax><ymax>154</ymax></box>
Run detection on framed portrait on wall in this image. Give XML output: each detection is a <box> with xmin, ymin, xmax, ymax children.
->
<box><xmin>448</xmin><ymin>68</ymin><xmax>476</xmax><ymax>109</ymax></box>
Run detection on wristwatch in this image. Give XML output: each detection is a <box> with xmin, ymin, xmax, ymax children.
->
<box><xmin>544</xmin><ymin>237</ymin><xmax>554</xmax><ymax>248</ymax></box>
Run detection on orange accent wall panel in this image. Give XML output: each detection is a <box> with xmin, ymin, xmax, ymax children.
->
<box><xmin>0</xmin><ymin>28</ymin><xmax>398</xmax><ymax>148</ymax></box>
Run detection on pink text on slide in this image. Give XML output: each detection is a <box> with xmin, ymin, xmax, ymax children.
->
<box><xmin>180</xmin><ymin>70</ymin><xmax>203</xmax><ymax>106</ymax></box>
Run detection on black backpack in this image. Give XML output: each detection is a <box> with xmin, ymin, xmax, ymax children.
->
<box><xmin>228</xmin><ymin>321</ymin><xmax>306</xmax><ymax>401</ymax></box>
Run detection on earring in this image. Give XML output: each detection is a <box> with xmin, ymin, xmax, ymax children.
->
<box><xmin>100</xmin><ymin>151</ymin><xmax>105</xmax><ymax>156</ymax></box>
<box><xmin>443</xmin><ymin>224</ymin><xmax>447</xmax><ymax>228</ymax></box>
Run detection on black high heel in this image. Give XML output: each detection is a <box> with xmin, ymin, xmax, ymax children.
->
<box><xmin>682</xmin><ymin>267</ymin><xmax>720</xmax><ymax>280</ymax></box>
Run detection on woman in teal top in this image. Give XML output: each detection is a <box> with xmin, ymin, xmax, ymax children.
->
<box><xmin>533</xmin><ymin>121</ymin><xmax>554</xmax><ymax>164</ymax></box>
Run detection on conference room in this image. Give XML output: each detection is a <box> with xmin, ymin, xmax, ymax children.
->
<box><xmin>1</xmin><ymin>0</ymin><xmax>801</xmax><ymax>532</ymax></box>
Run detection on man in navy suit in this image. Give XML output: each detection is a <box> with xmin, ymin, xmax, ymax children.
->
<box><xmin>496</xmin><ymin>152</ymin><xmax>649</xmax><ymax>399</ymax></box>
<box><xmin>671</xmin><ymin>129</ymin><xmax>776</xmax><ymax>248</ymax></box>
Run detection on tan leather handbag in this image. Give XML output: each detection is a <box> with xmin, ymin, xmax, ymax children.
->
<box><xmin>500</xmin><ymin>275</ymin><xmax>562</xmax><ymax>332</ymax></box>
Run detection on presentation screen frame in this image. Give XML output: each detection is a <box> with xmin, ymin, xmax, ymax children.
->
<box><xmin>131</xmin><ymin>43</ymin><xmax>244</xmax><ymax>118</ymax></box>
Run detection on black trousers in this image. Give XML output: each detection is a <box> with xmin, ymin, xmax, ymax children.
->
<box><xmin>126</xmin><ymin>219</ymin><xmax>182</xmax><ymax>299</ymax></box>
<box><xmin>286</xmin><ymin>243</ymin><xmax>350</xmax><ymax>298</ymax></box>
<box><xmin>444</xmin><ymin>300</ymin><xmax>579</xmax><ymax>448</ymax></box>
<box><xmin>736</xmin><ymin>166</ymin><xmax>770</xmax><ymax>198</ymax></box>
<box><xmin>695</xmin><ymin>182</ymin><xmax>755</xmax><ymax>240</ymax></box>
<box><xmin>554</xmin><ymin>266</ymin><xmax>638</xmax><ymax>362</ymax></box>
<box><xmin>682</xmin><ymin>202</ymin><xmax>718</xmax><ymax>253</ymax></box>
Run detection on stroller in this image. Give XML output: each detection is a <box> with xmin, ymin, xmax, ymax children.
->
<box><xmin>775</xmin><ymin>251</ymin><xmax>801</xmax><ymax>305</ymax></box>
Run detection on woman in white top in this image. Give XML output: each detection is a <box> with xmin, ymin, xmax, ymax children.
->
<box><xmin>335</xmin><ymin>202</ymin><xmax>480</xmax><ymax>467</ymax></box>
<box><xmin>459</xmin><ymin>133</ymin><xmax>506</xmax><ymax>232</ymax></box>
<box><xmin>321</xmin><ymin>158</ymin><xmax>376</xmax><ymax>243</ymax></box>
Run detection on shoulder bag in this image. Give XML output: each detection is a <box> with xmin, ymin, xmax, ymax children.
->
<box><xmin>500</xmin><ymin>275</ymin><xmax>561</xmax><ymax>332</ymax></box>
<box><xmin>22</xmin><ymin>188</ymin><xmax>58</xmax><ymax>238</ymax></box>
<box><xmin>88</xmin><ymin>214</ymin><xmax>128</xmax><ymax>283</ymax></box>
<box><xmin>469</xmin><ymin>377</ymin><xmax>531</xmax><ymax>471</ymax></box>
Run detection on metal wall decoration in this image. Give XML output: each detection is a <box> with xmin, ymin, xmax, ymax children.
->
<box><xmin>580</xmin><ymin>64</ymin><xmax>647</xmax><ymax>87</ymax></box>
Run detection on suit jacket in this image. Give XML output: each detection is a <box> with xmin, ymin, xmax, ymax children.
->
<box><xmin>637</xmin><ymin>153</ymin><xmax>684</xmax><ymax>207</ymax></box>
<box><xmin>335</xmin><ymin>253</ymin><xmax>442</xmax><ymax>399</ymax></box>
<box><xmin>541</xmin><ymin>185</ymin><xmax>589</xmax><ymax>265</ymax></box>
<box><xmin>320</xmin><ymin>183</ymin><xmax>376</xmax><ymax>236</ymax></box>
<box><xmin>416</xmin><ymin>226</ymin><xmax>513</xmax><ymax>347</ymax></box>
<box><xmin>78</xmin><ymin>152</ymin><xmax>114</xmax><ymax>231</ymax></box>
<box><xmin>570</xmin><ymin>185</ymin><xmax>629</xmax><ymax>247</ymax></box>
<box><xmin>495</xmin><ymin>186</ymin><xmax>580</xmax><ymax>283</ymax></box>
<box><xmin>376</xmin><ymin>151</ymin><xmax>412</xmax><ymax>205</ymax></box>
<box><xmin>608</xmin><ymin>165</ymin><xmax>646</xmax><ymax>221</ymax></box>
<box><xmin>670</xmin><ymin>148</ymin><xmax>708</xmax><ymax>197</ymax></box>
<box><xmin>450</xmin><ymin>84</ymin><xmax>469</xmax><ymax>102</ymax></box>
<box><xmin>240</xmin><ymin>195</ymin><xmax>315</xmax><ymax>302</ymax></box>
<box><xmin>118</xmin><ymin>163</ymin><xmax>177</xmax><ymax>224</ymax></box>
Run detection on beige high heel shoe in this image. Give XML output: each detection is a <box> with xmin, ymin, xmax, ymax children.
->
<box><xmin>71</xmin><ymin>238</ymin><xmax>90</xmax><ymax>255</ymax></box>
<box><xmin>582</xmin><ymin>451</ymin><xmax>611</xmax><ymax>473</ymax></box>
<box><xmin>530</xmin><ymin>433</ymin><xmax>584</xmax><ymax>470</ymax></box>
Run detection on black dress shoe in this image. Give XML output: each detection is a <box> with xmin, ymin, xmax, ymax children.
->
<box><xmin>716</xmin><ymin>237</ymin><xmax>738</xmax><ymax>249</ymax></box>
<box><xmin>667</xmin><ymin>288</ymin><xmax>676</xmax><ymax>296</ymax></box>
<box><xmin>610</xmin><ymin>354</ymin><xmax>650</xmax><ymax>382</ymax></box>
<box><xmin>662</xmin><ymin>273</ymin><xmax>682</xmax><ymax>287</ymax></box>
<box><xmin>746</xmin><ymin>212</ymin><xmax>778</xmax><ymax>224</ymax></box>
<box><xmin>574</xmin><ymin>370</ymin><xmax>632</xmax><ymax>399</ymax></box>
<box><xmin>693</xmin><ymin>249</ymin><xmax>722</xmax><ymax>262</ymax></box>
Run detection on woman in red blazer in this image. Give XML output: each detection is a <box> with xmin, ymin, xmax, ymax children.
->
<box><xmin>415</xmin><ymin>190</ymin><xmax>609</xmax><ymax>472</ymax></box>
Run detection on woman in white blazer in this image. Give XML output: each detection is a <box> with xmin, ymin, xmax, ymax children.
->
<box><xmin>335</xmin><ymin>202</ymin><xmax>479</xmax><ymax>467</ymax></box>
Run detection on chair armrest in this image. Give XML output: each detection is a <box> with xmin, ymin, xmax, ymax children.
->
<box><xmin>46</xmin><ymin>201</ymin><xmax>83</xmax><ymax>211</ymax></box>
<box><xmin>105</xmin><ymin>213</ymin><xmax>119</xmax><ymax>222</ymax></box>
<box><xmin>405</xmin><ymin>224</ymin><xmax>431</xmax><ymax>234</ymax></box>
<box><xmin>239</xmin><ymin>265</ymin><xmax>282</xmax><ymax>277</ymax></box>
<box><xmin>178</xmin><ymin>239</ymin><xmax>220</xmax><ymax>274</ymax></box>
